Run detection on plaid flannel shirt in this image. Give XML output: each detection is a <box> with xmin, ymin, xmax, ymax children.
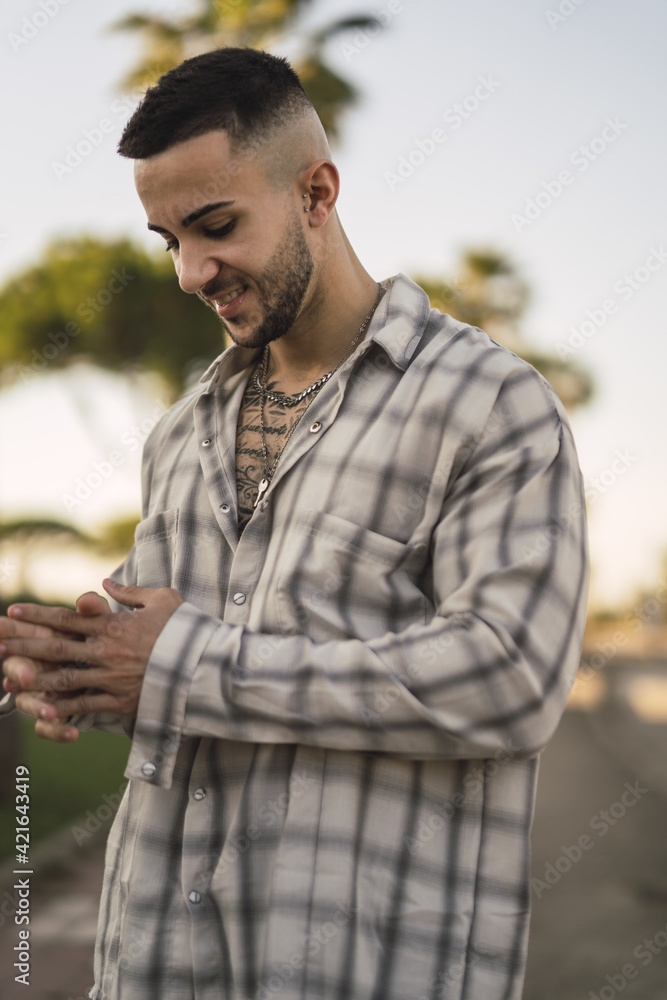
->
<box><xmin>3</xmin><ymin>274</ymin><xmax>589</xmax><ymax>999</ymax></box>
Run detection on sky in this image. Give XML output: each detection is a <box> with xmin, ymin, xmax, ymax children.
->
<box><xmin>0</xmin><ymin>0</ymin><xmax>666</xmax><ymax>610</ymax></box>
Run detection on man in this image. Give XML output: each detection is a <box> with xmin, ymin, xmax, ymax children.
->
<box><xmin>0</xmin><ymin>48</ymin><xmax>588</xmax><ymax>1000</ymax></box>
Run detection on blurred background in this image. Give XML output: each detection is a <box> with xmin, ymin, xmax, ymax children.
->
<box><xmin>0</xmin><ymin>0</ymin><xmax>666</xmax><ymax>997</ymax></box>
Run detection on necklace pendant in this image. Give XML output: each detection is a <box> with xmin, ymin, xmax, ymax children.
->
<box><xmin>253</xmin><ymin>477</ymin><xmax>270</xmax><ymax>509</ymax></box>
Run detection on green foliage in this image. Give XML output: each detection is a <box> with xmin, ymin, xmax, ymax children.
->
<box><xmin>0</xmin><ymin>518</ymin><xmax>91</xmax><ymax>544</ymax></box>
<box><xmin>95</xmin><ymin>515</ymin><xmax>141</xmax><ymax>556</ymax></box>
<box><xmin>415</xmin><ymin>249</ymin><xmax>594</xmax><ymax>412</ymax></box>
<box><xmin>0</xmin><ymin>715</ymin><xmax>130</xmax><ymax>859</ymax></box>
<box><xmin>0</xmin><ymin>237</ymin><xmax>225</xmax><ymax>398</ymax></box>
<box><xmin>109</xmin><ymin>0</ymin><xmax>381</xmax><ymax>143</ymax></box>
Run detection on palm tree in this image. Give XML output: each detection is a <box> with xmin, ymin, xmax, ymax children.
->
<box><xmin>415</xmin><ymin>249</ymin><xmax>594</xmax><ymax>412</ymax></box>
<box><xmin>110</xmin><ymin>0</ymin><xmax>380</xmax><ymax>141</ymax></box>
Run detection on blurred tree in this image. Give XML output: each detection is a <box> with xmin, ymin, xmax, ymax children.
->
<box><xmin>0</xmin><ymin>236</ymin><xmax>224</xmax><ymax>400</ymax></box>
<box><xmin>110</xmin><ymin>0</ymin><xmax>381</xmax><ymax>142</ymax></box>
<box><xmin>414</xmin><ymin>248</ymin><xmax>594</xmax><ymax>412</ymax></box>
<box><xmin>0</xmin><ymin>518</ymin><xmax>99</xmax><ymax>597</ymax></box>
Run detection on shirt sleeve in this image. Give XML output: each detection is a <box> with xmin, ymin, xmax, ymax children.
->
<box><xmin>126</xmin><ymin>368</ymin><xmax>589</xmax><ymax>790</ymax></box>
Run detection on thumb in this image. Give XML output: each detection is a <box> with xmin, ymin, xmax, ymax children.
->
<box><xmin>76</xmin><ymin>591</ymin><xmax>110</xmax><ymax>616</ymax></box>
<box><xmin>102</xmin><ymin>578</ymin><xmax>147</xmax><ymax>610</ymax></box>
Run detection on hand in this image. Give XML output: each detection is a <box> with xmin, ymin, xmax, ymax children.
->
<box><xmin>1</xmin><ymin>580</ymin><xmax>184</xmax><ymax>735</ymax></box>
<box><xmin>1</xmin><ymin>591</ymin><xmax>110</xmax><ymax>742</ymax></box>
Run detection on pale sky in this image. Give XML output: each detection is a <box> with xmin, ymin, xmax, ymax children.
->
<box><xmin>1</xmin><ymin>0</ymin><xmax>666</xmax><ymax>610</ymax></box>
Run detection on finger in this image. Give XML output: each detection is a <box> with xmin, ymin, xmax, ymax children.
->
<box><xmin>0</xmin><ymin>616</ymin><xmax>79</xmax><ymax>641</ymax></box>
<box><xmin>7</xmin><ymin>660</ymin><xmax>96</xmax><ymax>692</ymax></box>
<box><xmin>3</xmin><ymin>655</ymin><xmax>56</xmax><ymax>689</ymax></box>
<box><xmin>102</xmin><ymin>578</ymin><xmax>147</xmax><ymax>609</ymax></box>
<box><xmin>76</xmin><ymin>591</ymin><xmax>110</xmax><ymax>616</ymax></box>
<box><xmin>0</xmin><ymin>636</ymin><xmax>98</xmax><ymax>666</ymax></box>
<box><xmin>35</xmin><ymin>690</ymin><xmax>122</xmax><ymax>719</ymax></box>
<box><xmin>15</xmin><ymin>688</ymin><xmax>66</xmax><ymax>721</ymax></box>
<box><xmin>34</xmin><ymin>718</ymin><xmax>79</xmax><ymax>743</ymax></box>
<box><xmin>7</xmin><ymin>602</ymin><xmax>102</xmax><ymax>637</ymax></box>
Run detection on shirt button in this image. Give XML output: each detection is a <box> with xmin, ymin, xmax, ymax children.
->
<box><xmin>141</xmin><ymin>762</ymin><xmax>156</xmax><ymax>778</ymax></box>
<box><xmin>202</xmin><ymin>438</ymin><xmax>212</xmax><ymax>447</ymax></box>
<box><xmin>220</xmin><ymin>503</ymin><xmax>230</xmax><ymax>513</ymax></box>
<box><xmin>261</xmin><ymin>501</ymin><xmax>269</xmax><ymax>511</ymax></box>
<box><xmin>188</xmin><ymin>891</ymin><xmax>201</xmax><ymax>904</ymax></box>
<box><xmin>309</xmin><ymin>421</ymin><xmax>322</xmax><ymax>434</ymax></box>
<box><xmin>233</xmin><ymin>592</ymin><xmax>246</xmax><ymax>605</ymax></box>
<box><xmin>193</xmin><ymin>787</ymin><xmax>206</xmax><ymax>801</ymax></box>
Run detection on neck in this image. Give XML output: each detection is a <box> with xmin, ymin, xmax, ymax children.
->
<box><xmin>265</xmin><ymin>243</ymin><xmax>381</xmax><ymax>390</ymax></box>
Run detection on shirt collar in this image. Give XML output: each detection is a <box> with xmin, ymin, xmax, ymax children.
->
<box><xmin>365</xmin><ymin>273</ymin><xmax>432</xmax><ymax>370</ymax></box>
<box><xmin>199</xmin><ymin>272</ymin><xmax>433</xmax><ymax>388</ymax></box>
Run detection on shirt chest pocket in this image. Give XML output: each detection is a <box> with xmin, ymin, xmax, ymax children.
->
<box><xmin>134</xmin><ymin>508</ymin><xmax>179</xmax><ymax>588</ymax></box>
<box><xmin>276</xmin><ymin>510</ymin><xmax>431</xmax><ymax>642</ymax></box>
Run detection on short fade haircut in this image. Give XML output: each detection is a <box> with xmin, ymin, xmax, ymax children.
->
<box><xmin>117</xmin><ymin>47</ymin><xmax>314</xmax><ymax>161</ymax></box>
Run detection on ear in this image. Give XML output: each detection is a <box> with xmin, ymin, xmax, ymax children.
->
<box><xmin>299</xmin><ymin>159</ymin><xmax>339</xmax><ymax>227</ymax></box>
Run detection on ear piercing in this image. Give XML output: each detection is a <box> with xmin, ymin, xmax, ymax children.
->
<box><xmin>302</xmin><ymin>193</ymin><xmax>310</xmax><ymax>213</ymax></box>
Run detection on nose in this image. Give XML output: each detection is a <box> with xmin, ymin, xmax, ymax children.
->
<box><xmin>175</xmin><ymin>243</ymin><xmax>222</xmax><ymax>295</ymax></box>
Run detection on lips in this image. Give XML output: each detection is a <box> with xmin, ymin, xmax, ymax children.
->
<box><xmin>213</xmin><ymin>284</ymin><xmax>248</xmax><ymax>318</ymax></box>
<box><xmin>219</xmin><ymin>285</ymin><xmax>245</xmax><ymax>305</ymax></box>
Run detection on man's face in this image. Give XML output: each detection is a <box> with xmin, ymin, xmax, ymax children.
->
<box><xmin>134</xmin><ymin>130</ymin><xmax>315</xmax><ymax>349</ymax></box>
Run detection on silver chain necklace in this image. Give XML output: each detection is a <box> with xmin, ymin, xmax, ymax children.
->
<box><xmin>252</xmin><ymin>282</ymin><xmax>385</xmax><ymax>509</ymax></box>
<box><xmin>254</xmin><ymin>282</ymin><xmax>385</xmax><ymax>407</ymax></box>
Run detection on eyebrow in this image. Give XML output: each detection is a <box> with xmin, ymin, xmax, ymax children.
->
<box><xmin>146</xmin><ymin>200</ymin><xmax>235</xmax><ymax>234</ymax></box>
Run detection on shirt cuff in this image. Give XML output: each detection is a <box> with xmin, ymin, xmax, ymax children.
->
<box><xmin>124</xmin><ymin>602</ymin><xmax>227</xmax><ymax>789</ymax></box>
<box><xmin>0</xmin><ymin>690</ymin><xmax>15</xmax><ymax>716</ymax></box>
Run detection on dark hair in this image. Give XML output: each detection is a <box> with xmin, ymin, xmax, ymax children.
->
<box><xmin>118</xmin><ymin>47</ymin><xmax>313</xmax><ymax>159</ymax></box>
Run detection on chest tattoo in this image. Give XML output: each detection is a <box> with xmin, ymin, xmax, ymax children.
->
<box><xmin>235</xmin><ymin>371</ymin><xmax>312</xmax><ymax>533</ymax></box>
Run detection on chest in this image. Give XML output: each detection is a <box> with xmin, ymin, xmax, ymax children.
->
<box><xmin>235</xmin><ymin>371</ymin><xmax>314</xmax><ymax>531</ymax></box>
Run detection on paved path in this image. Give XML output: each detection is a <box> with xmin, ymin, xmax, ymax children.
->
<box><xmin>525</xmin><ymin>708</ymin><xmax>667</xmax><ymax>999</ymax></box>
<box><xmin>0</xmin><ymin>842</ymin><xmax>103</xmax><ymax>1000</ymax></box>
<box><xmin>1</xmin><ymin>658</ymin><xmax>666</xmax><ymax>999</ymax></box>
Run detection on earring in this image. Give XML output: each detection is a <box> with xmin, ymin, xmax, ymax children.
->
<box><xmin>302</xmin><ymin>193</ymin><xmax>310</xmax><ymax>213</ymax></box>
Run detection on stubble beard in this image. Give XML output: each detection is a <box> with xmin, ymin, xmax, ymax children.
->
<box><xmin>198</xmin><ymin>209</ymin><xmax>315</xmax><ymax>350</ymax></box>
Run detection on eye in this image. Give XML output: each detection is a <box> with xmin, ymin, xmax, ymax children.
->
<box><xmin>205</xmin><ymin>221</ymin><xmax>235</xmax><ymax>239</ymax></box>
<box><xmin>164</xmin><ymin>239</ymin><xmax>179</xmax><ymax>252</ymax></box>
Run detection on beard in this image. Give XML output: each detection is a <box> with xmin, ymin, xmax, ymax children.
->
<box><xmin>197</xmin><ymin>208</ymin><xmax>315</xmax><ymax>350</ymax></box>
